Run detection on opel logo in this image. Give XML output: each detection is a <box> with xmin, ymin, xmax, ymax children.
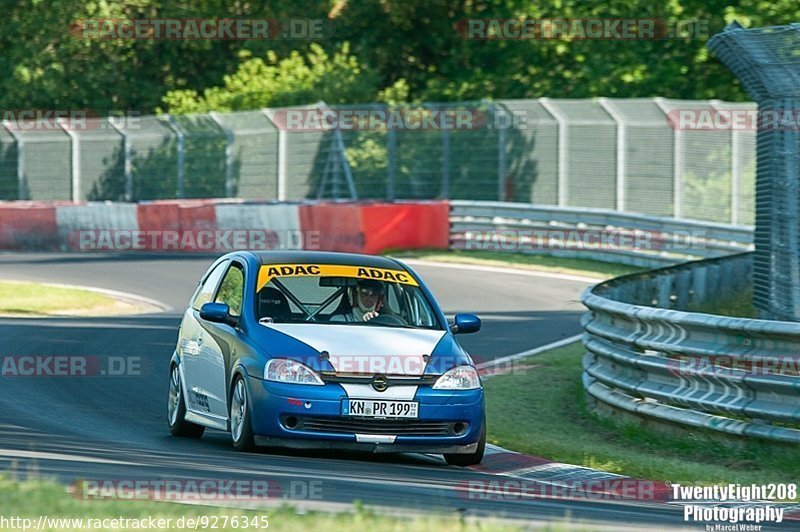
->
<box><xmin>371</xmin><ymin>374</ymin><xmax>389</xmax><ymax>392</ymax></box>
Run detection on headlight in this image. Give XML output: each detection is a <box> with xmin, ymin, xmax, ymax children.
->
<box><xmin>265</xmin><ymin>359</ymin><xmax>324</xmax><ymax>386</ymax></box>
<box><xmin>432</xmin><ymin>365</ymin><xmax>481</xmax><ymax>390</ymax></box>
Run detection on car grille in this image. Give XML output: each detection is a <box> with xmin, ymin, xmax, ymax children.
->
<box><xmin>320</xmin><ymin>373</ymin><xmax>438</xmax><ymax>386</ymax></box>
<box><xmin>287</xmin><ymin>416</ymin><xmax>463</xmax><ymax>436</ymax></box>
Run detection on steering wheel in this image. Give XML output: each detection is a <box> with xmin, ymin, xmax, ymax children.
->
<box><xmin>368</xmin><ymin>313</ymin><xmax>407</xmax><ymax>326</ymax></box>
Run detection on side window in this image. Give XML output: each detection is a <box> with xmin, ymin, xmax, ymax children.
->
<box><xmin>409</xmin><ymin>289</ymin><xmax>437</xmax><ymax>327</ymax></box>
<box><xmin>191</xmin><ymin>261</ymin><xmax>229</xmax><ymax>311</ymax></box>
<box><xmin>385</xmin><ymin>284</ymin><xmax>402</xmax><ymax>315</ymax></box>
<box><xmin>215</xmin><ymin>263</ymin><xmax>245</xmax><ymax>317</ymax></box>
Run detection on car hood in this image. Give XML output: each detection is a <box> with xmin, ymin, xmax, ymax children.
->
<box><xmin>258</xmin><ymin>323</ymin><xmax>456</xmax><ymax>376</ymax></box>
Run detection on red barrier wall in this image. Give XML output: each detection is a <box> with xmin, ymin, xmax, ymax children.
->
<box><xmin>360</xmin><ymin>202</ymin><xmax>450</xmax><ymax>254</ymax></box>
<box><xmin>136</xmin><ymin>201</ymin><xmax>217</xmax><ymax>251</ymax></box>
<box><xmin>0</xmin><ymin>203</ymin><xmax>58</xmax><ymax>250</ymax></box>
<box><xmin>298</xmin><ymin>203</ymin><xmax>364</xmax><ymax>253</ymax></box>
<box><xmin>0</xmin><ymin>200</ymin><xmax>450</xmax><ymax>254</ymax></box>
<box><xmin>298</xmin><ymin>201</ymin><xmax>450</xmax><ymax>254</ymax></box>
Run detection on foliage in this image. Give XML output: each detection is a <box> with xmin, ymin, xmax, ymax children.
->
<box><xmin>2</xmin><ymin>1</ymin><xmax>800</xmax><ymax>114</ymax></box>
<box><xmin>161</xmin><ymin>44</ymin><xmax>381</xmax><ymax>113</ymax></box>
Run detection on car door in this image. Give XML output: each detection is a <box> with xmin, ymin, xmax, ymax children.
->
<box><xmin>180</xmin><ymin>259</ymin><xmax>229</xmax><ymax>418</ymax></box>
<box><xmin>194</xmin><ymin>260</ymin><xmax>246</xmax><ymax>419</ymax></box>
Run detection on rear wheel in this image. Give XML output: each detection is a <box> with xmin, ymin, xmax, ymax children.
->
<box><xmin>444</xmin><ymin>417</ymin><xmax>486</xmax><ymax>467</ymax></box>
<box><xmin>167</xmin><ymin>364</ymin><xmax>205</xmax><ymax>438</ymax></box>
<box><xmin>230</xmin><ymin>377</ymin><xmax>256</xmax><ymax>451</ymax></box>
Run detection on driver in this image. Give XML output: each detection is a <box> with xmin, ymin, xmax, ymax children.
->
<box><xmin>332</xmin><ymin>279</ymin><xmax>386</xmax><ymax>322</ymax></box>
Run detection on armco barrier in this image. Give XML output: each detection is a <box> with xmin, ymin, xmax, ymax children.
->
<box><xmin>448</xmin><ymin>201</ymin><xmax>800</xmax><ymax>444</ymax></box>
<box><xmin>450</xmin><ymin>200</ymin><xmax>753</xmax><ymax>267</ymax></box>
<box><xmin>582</xmin><ymin>252</ymin><xmax>800</xmax><ymax>444</ymax></box>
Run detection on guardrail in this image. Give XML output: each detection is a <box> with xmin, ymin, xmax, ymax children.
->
<box><xmin>448</xmin><ymin>201</ymin><xmax>800</xmax><ymax>444</ymax></box>
<box><xmin>582</xmin><ymin>252</ymin><xmax>800</xmax><ymax>444</ymax></box>
<box><xmin>449</xmin><ymin>200</ymin><xmax>753</xmax><ymax>267</ymax></box>
<box><xmin>4</xmin><ymin>197</ymin><xmax>794</xmax><ymax>442</ymax></box>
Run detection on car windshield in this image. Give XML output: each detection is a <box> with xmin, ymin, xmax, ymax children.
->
<box><xmin>255</xmin><ymin>264</ymin><xmax>442</xmax><ymax>330</ymax></box>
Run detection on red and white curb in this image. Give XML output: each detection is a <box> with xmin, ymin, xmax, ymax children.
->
<box><xmin>466</xmin><ymin>445</ymin><xmax>800</xmax><ymax>520</ymax></box>
<box><xmin>468</xmin><ymin>330</ymin><xmax>800</xmax><ymax>519</ymax></box>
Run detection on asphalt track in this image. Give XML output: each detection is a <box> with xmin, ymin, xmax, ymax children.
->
<box><xmin>0</xmin><ymin>253</ymin><xmax>705</xmax><ymax>528</ymax></box>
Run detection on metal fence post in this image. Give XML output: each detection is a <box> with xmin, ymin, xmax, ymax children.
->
<box><xmin>709</xmin><ymin>100</ymin><xmax>740</xmax><ymax>225</ymax></box>
<box><xmin>277</xmin><ymin>127</ymin><xmax>287</xmax><ymax>201</ymax></box>
<box><xmin>164</xmin><ymin>115</ymin><xmax>185</xmax><ymax>199</ymax></box>
<box><xmin>780</xmin><ymin>116</ymin><xmax>800</xmax><ymax>315</ymax></box>
<box><xmin>386</xmin><ymin>127</ymin><xmax>396</xmax><ymax>201</ymax></box>
<box><xmin>57</xmin><ymin>119</ymin><xmax>80</xmax><ymax>202</ymax></box>
<box><xmin>261</xmin><ymin>109</ymin><xmax>287</xmax><ymax>201</ymax></box>
<box><xmin>730</xmin><ymin>127</ymin><xmax>740</xmax><ymax>225</ymax></box>
<box><xmin>539</xmin><ymin>98</ymin><xmax>568</xmax><ymax>206</ymax></box>
<box><xmin>673</xmin><ymin>129</ymin><xmax>684</xmax><ymax>218</ymax></box>
<box><xmin>441</xmin><ymin>128</ymin><xmax>450</xmax><ymax>199</ymax></box>
<box><xmin>598</xmin><ymin>98</ymin><xmax>626</xmax><ymax>212</ymax></box>
<box><xmin>334</xmin><ymin>127</ymin><xmax>357</xmax><ymax>199</ymax></box>
<box><xmin>2</xmin><ymin>121</ymin><xmax>25</xmax><ymax>200</ymax></box>
<box><xmin>208</xmin><ymin>112</ymin><xmax>235</xmax><ymax>198</ymax></box>
<box><xmin>108</xmin><ymin>117</ymin><xmax>133</xmax><ymax>201</ymax></box>
<box><xmin>653</xmin><ymin>98</ymin><xmax>682</xmax><ymax>218</ymax></box>
<box><xmin>332</xmin><ymin>140</ymin><xmax>341</xmax><ymax>199</ymax></box>
<box><xmin>496</xmin><ymin>106</ymin><xmax>508</xmax><ymax>201</ymax></box>
<box><xmin>483</xmin><ymin>99</ymin><xmax>508</xmax><ymax>201</ymax></box>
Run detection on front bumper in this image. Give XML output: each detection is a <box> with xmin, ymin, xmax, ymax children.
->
<box><xmin>246</xmin><ymin>375</ymin><xmax>485</xmax><ymax>453</ymax></box>
<box><xmin>253</xmin><ymin>436</ymin><xmax>478</xmax><ymax>454</ymax></box>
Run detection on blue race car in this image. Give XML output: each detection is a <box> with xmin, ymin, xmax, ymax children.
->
<box><xmin>168</xmin><ymin>251</ymin><xmax>485</xmax><ymax>466</ymax></box>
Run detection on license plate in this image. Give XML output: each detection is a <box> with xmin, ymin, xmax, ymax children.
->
<box><xmin>342</xmin><ymin>399</ymin><xmax>419</xmax><ymax>419</ymax></box>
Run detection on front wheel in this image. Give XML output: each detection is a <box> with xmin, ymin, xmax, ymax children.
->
<box><xmin>167</xmin><ymin>364</ymin><xmax>205</xmax><ymax>438</ymax></box>
<box><xmin>444</xmin><ymin>417</ymin><xmax>486</xmax><ymax>467</ymax></box>
<box><xmin>230</xmin><ymin>377</ymin><xmax>256</xmax><ymax>451</ymax></box>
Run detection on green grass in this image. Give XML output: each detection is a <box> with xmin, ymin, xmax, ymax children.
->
<box><xmin>484</xmin><ymin>342</ymin><xmax>800</xmax><ymax>486</ymax></box>
<box><xmin>0</xmin><ymin>281</ymin><xmax>120</xmax><ymax>316</ymax></box>
<box><xmin>386</xmin><ymin>249</ymin><xmax>643</xmax><ymax>279</ymax></box>
<box><xmin>689</xmin><ymin>284</ymin><xmax>757</xmax><ymax>318</ymax></box>
<box><xmin>0</xmin><ymin>476</ymin><xmax>535</xmax><ymax>531</ymax></box>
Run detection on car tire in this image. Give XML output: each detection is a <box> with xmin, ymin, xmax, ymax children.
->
<box><xmin>230</xmin><ymin>377</ymin><xmax>256</xmax><ymax>451</ymax></box>
<box><xmin>167</xmin><ymin>364</ymin><xmax>205</xmax><ymax>438</ymax></box>
<box><xmin>444</xmin><ymin>416</ymin><xmax>486</xmax><ymax>467</ymax></box>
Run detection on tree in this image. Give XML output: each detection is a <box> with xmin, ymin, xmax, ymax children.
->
<box><xmin>161</xmin><ymin>43</ymin><xmax>381</xmax><ymax>113</ymax></box>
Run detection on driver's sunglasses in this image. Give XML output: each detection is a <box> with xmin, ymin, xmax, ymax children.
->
<box><xmin>357</xmin><ymin>287</ymin><xmax>382</xmax><ymax>296</ymax></box>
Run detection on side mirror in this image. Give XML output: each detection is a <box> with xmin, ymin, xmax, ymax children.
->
<box><xmin>450</xmin><ymin>313</ymin><xmax>481</xmax><ymax>334</ymax></box>
<box><xmin>200</xmin><ymin>302</ymin><xmax>237</xmax><ymax>327</ymax></box>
